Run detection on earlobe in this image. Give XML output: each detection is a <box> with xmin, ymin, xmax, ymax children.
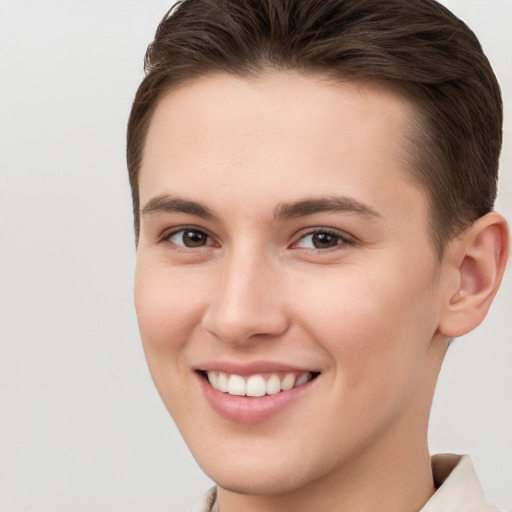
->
<box><xmin>438</xmin><ymin>212</ymin><xmax>509</xmax><ymax>338</ymax></box>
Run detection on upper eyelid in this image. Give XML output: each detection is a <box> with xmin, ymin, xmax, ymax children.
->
<box><xmin>292</xmin><ymin>227</ymin><xmax>356</xmax><ymax>243</ymax></box>
<box><xmin>162</xmin><ymin>225</ymin><xmax>209</xmax><ymax>238</ymax></box>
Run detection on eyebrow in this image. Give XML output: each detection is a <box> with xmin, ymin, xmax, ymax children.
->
<box><xmin>273</xmin><ymin>196</ymin><xmax>382</xmax><ymax>220</ymax></box>
<box><xmin>140</xmin><ymin>194</ymin><xmax>381</xmax><ymax>221</ymax></box>
<box><xmin>140</xmin><ymin>195</ymin><xmax>218</xmax><ymax>220</ymax></box>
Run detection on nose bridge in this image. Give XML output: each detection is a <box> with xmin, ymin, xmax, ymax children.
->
<box><xmin>201</xmin><ymin>243</ymin><xmax>288</xmax><ymax>344</ymax></box>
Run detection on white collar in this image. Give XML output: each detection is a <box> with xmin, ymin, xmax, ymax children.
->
<box><xmin>421</xmin><ymin>453</ymin><xmax>501</xmax><ymax>512</ymax></box>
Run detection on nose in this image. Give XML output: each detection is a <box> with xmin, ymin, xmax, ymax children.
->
<box><xmin>201</xmin><ymin>250</ymin><xmax>290</xmax><ymax>345</ymax></box>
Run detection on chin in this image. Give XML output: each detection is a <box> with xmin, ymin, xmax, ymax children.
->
<box><xmin>193</xmin><ymin>444</ymin><xmax>330</xmax><ymax>497</ymax></box>
<box><xmin>204</xmin><ymin>466</ymin><xmax>305</xmax><ymax>496</ymax></box>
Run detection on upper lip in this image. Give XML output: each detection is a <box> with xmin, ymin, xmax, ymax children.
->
<box><xmin>196</xmin><ymin>360</ymin><xmax>320</xmax><ymax>375</ymax></box>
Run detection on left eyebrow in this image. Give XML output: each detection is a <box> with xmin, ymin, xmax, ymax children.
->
<box><xmin>273</xmin><ymin>196</ymin><xmax>382</xmax><ymax>220</ymax></box>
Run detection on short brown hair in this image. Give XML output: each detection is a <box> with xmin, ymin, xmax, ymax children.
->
<box><xmin>127</xmin><ymin>0</ymin><xmax>502</xmax><ymax>254</ymax></box>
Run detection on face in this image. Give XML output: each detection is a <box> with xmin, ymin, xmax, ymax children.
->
<box><xmin>135</xmin><ymin>72</ymin><xmax>450</xmax><ymax>497</ymax></box>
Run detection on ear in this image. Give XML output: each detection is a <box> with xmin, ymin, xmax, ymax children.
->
<box><xmin>438</xmin><ymin>212</ymin><xmax>509</xmax><ymax>338</ymax></box>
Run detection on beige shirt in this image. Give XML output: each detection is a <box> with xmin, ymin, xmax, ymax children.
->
<box><xmin>189</xmin><ymin>454</ymin><xmax>502</xmax><ymax>512</ymax></box>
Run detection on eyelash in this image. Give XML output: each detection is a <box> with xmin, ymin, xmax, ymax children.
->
<box><xmin>161</xmin><ymin>226</ymin><xmax>355</xmax><ymax>253</ymax></box>
<box><xmin>291</xmin><ymin>228</ymin><xmax>355</xmax><ymax>251</ymax></box>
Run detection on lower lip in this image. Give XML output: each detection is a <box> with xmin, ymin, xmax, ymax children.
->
<box><xmin>197</xmin><ymin>373</ymin><xmax>317</xmax><ymax>424</ymax></box>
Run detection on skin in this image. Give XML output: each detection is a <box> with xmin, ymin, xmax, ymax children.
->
<box><xmin>134</xmin><ymin>71</ymin><xmax>508</xmax><ymax>512</ymax></box>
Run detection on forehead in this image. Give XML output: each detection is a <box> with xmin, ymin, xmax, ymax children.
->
<box><xmin>140</xmin><ymin>71</ymin><xmax>426</xmax><ymax>226</ymax></box>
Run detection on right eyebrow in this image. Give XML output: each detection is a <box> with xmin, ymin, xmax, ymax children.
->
<box><xmin>140</xmin><ymin>194</ymin><xmax>218</xmax><ymax>220</ymax></box>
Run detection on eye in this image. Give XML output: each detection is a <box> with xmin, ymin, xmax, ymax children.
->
<box><xmin>167</xmin><ymin>228</ymin><xmax>212</xmax><ymax>248</ymax></box>
<box><xmin>294</xmin><ymin>229</ymin><xmax>352</xmax><ymax>250</ymax></box>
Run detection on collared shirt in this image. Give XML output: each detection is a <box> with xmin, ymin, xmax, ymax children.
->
<box><xmin>188</xmin><ymin>454</ymin><xmax>502</xmax><ymax>512</ymax></box>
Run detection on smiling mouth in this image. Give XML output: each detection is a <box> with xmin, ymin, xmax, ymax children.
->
<box><xmin>201</xmin><ymin>370</ymin><xmax>319</xmax><ymax>397</ymax></box>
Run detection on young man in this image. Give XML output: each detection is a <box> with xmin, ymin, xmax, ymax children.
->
<box><xmin>127</xmin><ymin>1</ymin><xmax>509</xmax><ymax>510</ymax></box>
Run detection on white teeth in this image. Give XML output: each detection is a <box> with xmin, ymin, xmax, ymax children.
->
<box><xmin>217</xmin><ymin>372</ymin><xmax>229</xmax><ymax>392</ymax></box>
<box><xmin>206</xmin><ymin>370</ymin><xmax>315</xmax><ymax>396</ymax></box>
<box><xmin>207</xmin><ymin>371</ymin><xmax>219</xmax><ymax>390</ymax></box>
<box><xmin>227</xmin><ymin>374</ymin><xmax>246</xmax><ymax>396</ymax></box>
<box><xmin>266</xmin><ymin>374</ymin><xmax>281</xmax><ymax>395</ymax></box>
<box><xmin>246</xmin><ymin>375</ymin><xmax>266</xmax><ymax>397</ymax></box>
<box><xmin>280</xmin><ymin>373</ymin><xmax>295</xmax><ymax>391</ymax></box>
<box><xmin>295</xmin><ymin>372</ymin><xmax>311</xmax><ymax>387</ymax></box>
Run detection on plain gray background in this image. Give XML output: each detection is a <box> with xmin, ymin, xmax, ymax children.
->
<box><xmin>0</xmin><ymin>1</ymin><xmax>510</xmax><ymax>510</ymax></box>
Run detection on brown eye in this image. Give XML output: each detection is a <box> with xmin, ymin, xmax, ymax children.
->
<box><xmin>311</xmin><ymin>232</ymin><xmax>339</xmax><ymax>248</ymax></box>
<box><xmin>168</xmin><ymin>229</ymin><xmax>210</xmax><ymax>248</ymax></box>
<box><xmin>295</xmin><ymin>229</ymin><xmax>351</xmax><ymax>250</ymax></box>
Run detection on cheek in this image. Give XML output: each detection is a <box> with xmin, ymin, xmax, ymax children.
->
<box><xmin>134</xmin><ymin>262</ymin><xmax>208</xmax><ymax>423</ymax></box>
<box><xmin>133</xmin><ymin>260</ymin><xmax>206</xmax><ymax>383</ymax></box>
<box><xmin>291</xmin><ymin>263</ymin><xmax>439</xmax><ymax>393</ymax></box>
